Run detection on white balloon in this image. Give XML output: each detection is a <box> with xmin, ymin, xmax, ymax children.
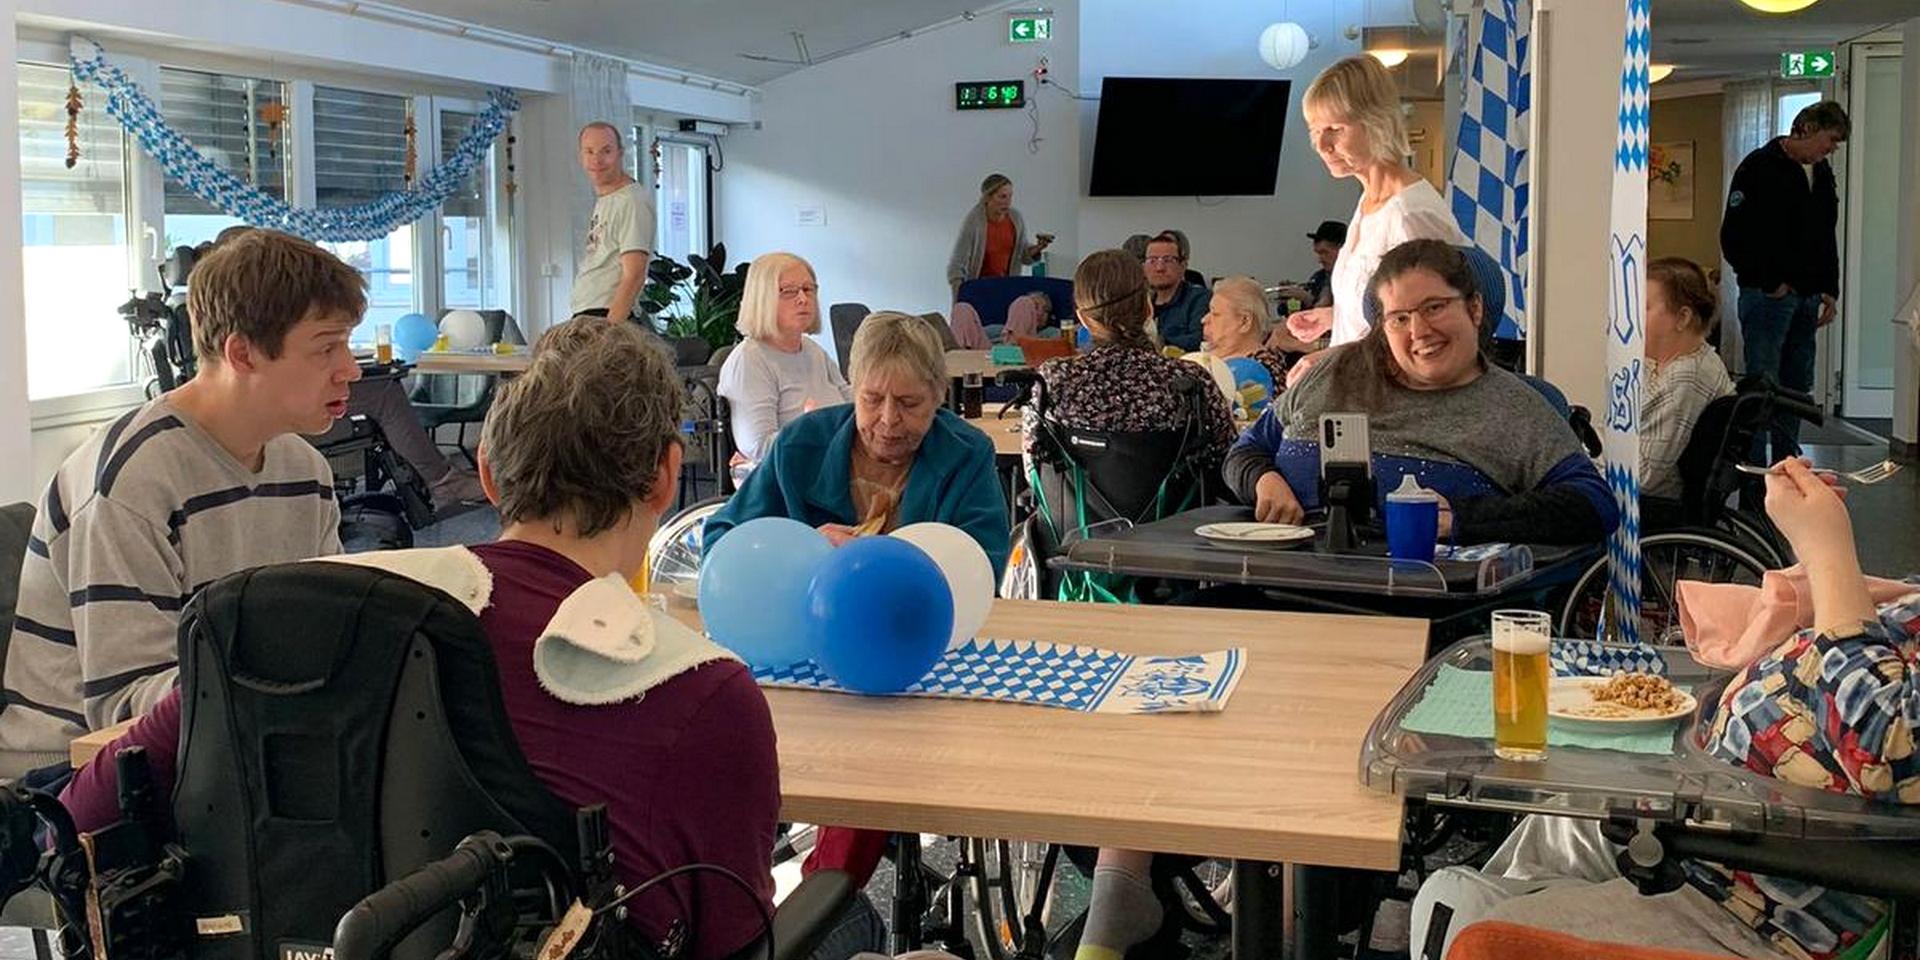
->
<box><xmin>440</xmin><ymin>309</ymin><xmax>488</xmax><ymax>349</ymax></box>
<box><xmin>890</xmin><ymin>522</ymin><xmax>994</xmax><ymax>646</ymax></box>
<box><xmin>1258</xmin><ymin>22</ymin><xmax>1311</xmax><ymax>72</ymax></box>
<box><xmin>1180</xmin><ymin>351</ymin><xmax>1240</xmax><ymax>408</ymax></box>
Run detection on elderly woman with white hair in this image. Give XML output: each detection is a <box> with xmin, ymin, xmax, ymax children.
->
<box><xmin>703</xmin><ymin>312</ymin><xmax>1009</xmax><ymax>923</ymax></box>
<box><xmin>716</xmin><ymin>252</ymin><xmax>852</xmax><ymax>470</ymax></box>
<box><xmin>1284</xmin><ymin>54</ymin><xmax>1468</xmax><ymax>351</ymax></box>
<box><xmin>1203</xmin><ymin>276</ymin><xmax>1291</xmax><ymax>387</ymax></box>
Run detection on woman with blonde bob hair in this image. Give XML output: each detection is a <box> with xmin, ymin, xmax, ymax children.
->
<box><xmin>1283</xmin><ymin>54</ymin><xmax>1467</xmax><ymax>354</ymax></box>
<box><xmin>716</xmin><ymin>251</ymin><xmax>852</xmax><ymax>471</ymax></box>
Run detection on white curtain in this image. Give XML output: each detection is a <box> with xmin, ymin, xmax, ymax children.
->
<box><xmin>1718</xmin><ymin>79</ymin><xmax>1777</xmax><ymax>372</ymax></box>
<box><xmin>568</xmin><ymin>52</ymin><xmax>632</xmax><ymax>267</ymax></box>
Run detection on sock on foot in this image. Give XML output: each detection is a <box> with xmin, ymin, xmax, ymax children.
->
<box><xmin>1075</xmin><ymin>863</ymin><xmax>1164</xmax><ymax>960</ymax></box>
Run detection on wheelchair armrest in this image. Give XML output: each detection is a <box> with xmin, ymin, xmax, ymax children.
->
<box><xmin>1643</xmin><ymin>823</ymin><xmax>1920</xmax><ymax>903</ymax></box>
<box><xmin>726</xmin><ymin>868</ymin><xmax>854</xmax><ymax>960</ymax></box>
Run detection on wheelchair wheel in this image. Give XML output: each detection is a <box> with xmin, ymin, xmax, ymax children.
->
<box><xmin>968</xmin><ymin>838</ymin><xmax>1057</xmax><ymax>960</ymax></box>
<box><xmin>1558</xmin><ymin>530</ymin><xmax>1771</xmax><ymax>641</ymax></box>
<box><xmin>1718</xmin><ymin>510</ymin><xmax>1791</xmax><ymax>569</ymax></box>
<box><xmin>646</xmin><ymin>496</ymin><xmax>728</xmax><ymax>592</ymax></box>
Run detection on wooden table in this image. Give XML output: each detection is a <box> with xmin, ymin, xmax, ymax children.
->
<box><xmin>411</xmin><ymin>348</ymin><xmax>532</xmax><ymax>376</ymax></box>
<box><xmin>962</xmin><ymin>412</ymin><xmax>1025</xmax><ymax>458</ymax></box>
<box><xmin>71</xmin><ymin>598</ymin><xmax>1427</xmax><ymax>956</ymax></box>
<box><xmin>944</xmin><ymin>349</ymin><xmax>1027</xmax><ymax>380</ymax></box>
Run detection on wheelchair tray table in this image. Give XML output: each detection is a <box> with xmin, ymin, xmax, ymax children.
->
<box><xmin>1053</xmin><ymin>505</ymin><xmax>1574</xmax><ymax>599</ymax></box>
<box><xmin>1361</xmin><ymin>637</ymin><xmax>1920</xmax><ymax>843</ymax></box>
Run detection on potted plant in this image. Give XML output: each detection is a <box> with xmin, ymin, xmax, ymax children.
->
<box><xmin>641</xmin><ymin>243</ymin><xmax>749</xmax><ymax>355</ymax></box>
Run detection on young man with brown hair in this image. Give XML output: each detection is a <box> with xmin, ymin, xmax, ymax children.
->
<box><xmin>0</xmin><ymin>229</ymin><xmax>365</xmax><ymax>776</ymax></box>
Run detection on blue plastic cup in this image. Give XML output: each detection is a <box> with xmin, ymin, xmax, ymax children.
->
<box><xmin>1385</xmin><ymin>496</ymin><xmax>1439</xmax><ymax>563</ymax></box>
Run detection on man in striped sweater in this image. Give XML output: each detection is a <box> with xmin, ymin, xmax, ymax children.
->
<box><xmin>0</xmin><ymin>230</ymin><xmax>364</xmax><ymax>777</ymax></box>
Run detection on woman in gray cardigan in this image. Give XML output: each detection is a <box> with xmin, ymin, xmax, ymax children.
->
<box><xmin>946</xmin><ymin>173</ymin><xmax>1053</xmax><ymax>296</ymax></box>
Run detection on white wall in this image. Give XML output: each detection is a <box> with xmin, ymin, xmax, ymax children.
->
<box><xmin>0</xmin><ymin>2</ymin><xmax>27</xmax><ymax>506</ymax></box>
<box><xmin>1075</xmin><ymin>0</ymin><xmax>1365</xmax><ymax>282</ymax></box>
<box><xmin>717</xmin><ymin>3</ymin><xmax>1084</xmax><ymax>320</ymax></box>
<box><xmin>1528</xmin><ymin>0</ymin><xmax>1625</xmax><ymax>414</ymax></box>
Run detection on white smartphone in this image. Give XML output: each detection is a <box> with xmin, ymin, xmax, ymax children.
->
<box><xmin>1319</xmin><ymin>413</ymin><xmax>1372</xmax><ymax>474</ymax></box>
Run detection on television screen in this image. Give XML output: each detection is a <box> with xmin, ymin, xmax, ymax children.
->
<box><xmin>1088</xmin><ymin>77</ymin><xmax>1292</xmax><ymax>197</ymax></box>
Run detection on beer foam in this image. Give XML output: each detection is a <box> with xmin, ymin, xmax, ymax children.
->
<box><xmin>1491</xmin><ymin>628</ymin><xmax>1550</xmax><ymax>655</ymax></box>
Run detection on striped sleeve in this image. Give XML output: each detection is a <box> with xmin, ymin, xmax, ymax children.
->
<box><xmin>66</xmin><ymin>495</ymin><xmax>187</xmax><ymax>729</ymax></box>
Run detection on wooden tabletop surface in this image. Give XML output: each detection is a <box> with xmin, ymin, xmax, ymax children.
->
<box><xmin>73</xmin><ymin>598</ymin><xmax>1425</xmax><ymax>871</ymax></box>
<box><xmin>944</xmin><ymin>350</ymin><xmax>1028</xmax><ymax>381</ymax></box>
<box><xmin>411</xmin><ymin>348</ymin><xmax>532</xmax><ymax>375</ymax></box>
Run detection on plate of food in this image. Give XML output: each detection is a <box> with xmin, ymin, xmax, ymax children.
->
<box><xmin>1548</xmin><ymin>673</ymin><xmax>1696</xmax><ymax>730</ymax></box>
<box><xmin>1194</xmin><ymin>522</ymin><xmax>1315</xmax><ymax>546</ymax></box>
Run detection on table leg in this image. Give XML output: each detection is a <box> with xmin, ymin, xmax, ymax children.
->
<box><xmin>893</xmin><ymin>834</ymin><xmax>926</xmax><ymax>953</ymax></box>
<box><xmin>1288</xmin><ymin>864</ymin><xmax>1340</xmax><ymax>960</ymax></box>
<box><xmin>1232</xmin><ymin>860</ymin><xmax>1285</xmax><ymax>959</ymax></box>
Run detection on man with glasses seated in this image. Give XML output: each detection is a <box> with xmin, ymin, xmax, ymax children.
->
<box><xmin>1143</xmin><ymin>232</ymin><xmax>1211</xmax><ymax>352</ymax></box>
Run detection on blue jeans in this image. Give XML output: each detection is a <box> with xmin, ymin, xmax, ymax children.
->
<box><xmin>1738</xmin><ymin>287</ymin><xmax>1820</xmax><ymax>461</ymax></box>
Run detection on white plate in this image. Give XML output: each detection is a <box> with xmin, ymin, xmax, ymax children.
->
<box><xmin>1194</xmin><ymin>522</ymin><xmax>1315</xmax><ymax>545</ymax></box>
<box><xmin>1548</xmin><ymin>677</ymin><xmax>1696</xmax><ymax>730</ymax></box>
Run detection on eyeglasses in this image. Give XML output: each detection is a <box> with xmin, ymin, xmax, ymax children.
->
<box><xmin>1381</xmin><ymin>295</ymin><xmax>1466</xmax><ymax>330</ymax></box>
<box><xmin>778</xmin><ymin>283</ymin><xmax>819</xmax><ymax>301</ymax></box>
<box><xmin>1143</xmin><ymin>255</ymin><xmax>1183</xmax><ymax>266</ymax></box>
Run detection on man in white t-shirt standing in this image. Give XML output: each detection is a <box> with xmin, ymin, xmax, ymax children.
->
<box><xmin>569</xmin><ymin>121</ymin><xmax>656</xmax><ymax>321</ymax></box>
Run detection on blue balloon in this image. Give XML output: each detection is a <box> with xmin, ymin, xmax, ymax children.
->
<box><xmin>699</xmin><ymin>518</ymin><xmax>833</xmax><ymax>670</ymax></box>
<box><xmin>393</xmin><ymin>313</ymin><xmax>438</xmax><ymax>361</ymax></box>
<box><xmin>1224</xmin><ymin>356</ymin><xmax>1276</xmax><ymax>413</ymax></box>
<box><xmin>808</xmin><ymin>537</ymin><xmax>954</xmax><ymax>695</ymax></box>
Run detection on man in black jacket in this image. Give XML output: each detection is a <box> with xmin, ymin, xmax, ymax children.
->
<box><xmin>1720</xmin><ymin>100</ymin><xmax>1849</xmax><ymax>460</ymax></box>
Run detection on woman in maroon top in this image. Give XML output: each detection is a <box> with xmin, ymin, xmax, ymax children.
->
<box><xmin>62</xmin><ymin>320</ymin><xmax>780</xmax><ymax>960</ymax></box>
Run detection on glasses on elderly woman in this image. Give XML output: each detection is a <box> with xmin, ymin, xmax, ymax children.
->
<box><xmin>778</xmin><ymin>283</ymin><xmax>819</xmax><ymax>301</ymax></box>
<box><xmin>1381</xmin><ymin>295</ymin><xmax>1466</xmax><ymax>330</ymax></box>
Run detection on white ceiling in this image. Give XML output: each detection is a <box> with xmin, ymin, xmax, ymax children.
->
<box><xmin>373</xmin><ymin>0</ymin><xmax>988</xmax><ymax>86</ymax></box>
<box><xmin>1652</xmin><ymin>0</ymin><xmax>1915</xmax><ymax>83</ymax></box>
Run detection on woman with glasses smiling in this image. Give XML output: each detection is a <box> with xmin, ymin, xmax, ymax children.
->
<box><xmin>716</xmin><ymin>252</ymin><xmax>853</xmax><ymax>476</ymax></box>
<box><xmin>1224</xmin><ymin>240</ymin><xmax>1616</xmax><ymax>546</ymax></box>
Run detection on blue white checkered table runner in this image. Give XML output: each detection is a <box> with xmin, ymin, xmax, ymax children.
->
<box><xmin>1550</xmin><ymin>638</ymin><xmax>1668</xmax><ymax>677</ymax></box>
<box><xmin>752</xmin><ymin>638</ymin><xmax>1246</xmax><ymax>714</ymax></box>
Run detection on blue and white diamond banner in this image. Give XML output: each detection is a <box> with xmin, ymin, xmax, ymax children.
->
<box><xmin>1448</xmin><ymin>0</ymin><xmax>1531</xmax><ymax>341</ymax></box>
<box><xmin>753</xmin><ymin>639</ymin><xmax>1245</xmax><ymax>715</ymax></box>
<box><xmin>1603</xmin><ymin>0</ymin><xmax>1651</xmax><ymax>645</ymax></box>
<box><xmin>68</xmin><ymin>38</ymin><xmax>518</xmax><ymax>244</ymax></box>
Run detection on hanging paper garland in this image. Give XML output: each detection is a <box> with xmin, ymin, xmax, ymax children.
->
<box><xmin>63</xmin><ymin>78</ymin><xmax>81</xmax><ymax>169</ymax></box>
<box><xmin>69</xmin><ymin>40</ymin><xmax>520</xmax><ymax>243</ymax></box>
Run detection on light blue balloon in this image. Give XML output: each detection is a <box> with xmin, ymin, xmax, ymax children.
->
<box><xmin>393</xmin><ymin>313</ymin><xmax>438</xmax><ymax>361</ymax></box>
<box><xmin>699</xmin><ymin>517</ymin><xmax>833</xmax><ymax>670</ymax></box>
<box><xmin>809</xmin><ymin>537</ymin><xmax>954</xmax><ymax>695</ymax></box>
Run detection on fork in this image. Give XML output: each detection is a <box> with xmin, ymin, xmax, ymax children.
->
<box><xmin>1734</xmin><ymin>459</ymin><xmax>1905</xmax><ymax>485</ymax></box>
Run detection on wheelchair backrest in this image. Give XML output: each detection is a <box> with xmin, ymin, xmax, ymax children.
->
<box><xmin>1675</xmin><ymin>381</ymin><xmax>1772</xmax><ymax>521</ymax></box>
<box><xmin>1027</xmin><ymin>375</ymin><xmax>1216</xmax><ymax>550</ymax></box>
<box><xmin>171</xmin><ymin>561</ymin><xmax>577</xmax><ymax>960</ymax></box>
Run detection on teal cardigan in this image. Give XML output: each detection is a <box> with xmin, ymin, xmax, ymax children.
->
<box><xmin>702</xmin><ymin>406</ymin><xmax>1011</xmax><ymax>581</ymax></box>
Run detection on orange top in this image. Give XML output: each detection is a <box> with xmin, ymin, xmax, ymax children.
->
<box><xmin>980</xmin><ymin>215</ymin><xmax>1016</xmax><ymax>278</ymax></box>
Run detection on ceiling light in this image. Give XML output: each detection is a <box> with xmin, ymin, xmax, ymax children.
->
<box><xmin>1738</xmin><ymin>0</ymin><xmax>1820</xmax><ymax>13</ymax></box>
<box><xmin>1369</xmin><ymin>48</ymin><xmax>1411</xmax><ymax>68</ymax></box>
<box><xmin>1258</xmin><ymin>22</ymin><xmax>1312</xmax><ymax>72</ymax></box>
<box><xmin>1649</xmin><ymin>63</ymin><xmax>1675</xmax><ymax>83</ymax></box>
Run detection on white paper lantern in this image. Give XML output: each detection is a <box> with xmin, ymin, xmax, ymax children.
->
<box><xmin>1258</xmin><ymin>22</ymin><xmax>1311</xmax><ymax>72</ymax></box>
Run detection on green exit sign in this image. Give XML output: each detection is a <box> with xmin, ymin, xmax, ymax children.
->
<box><xmin>1009</xmin><ymin>15</ymin><xmax>1052</xmax><ymax>43</ymax></box>
<box><xmin>1780</xmin><ymin>48</ymin><xmax>1836</xmax><ymax>78</ymax></box>
<box><xmin>955</xmin><ymin>80</ymin><xmax>1026</xmax><ymax>111</ymax></box>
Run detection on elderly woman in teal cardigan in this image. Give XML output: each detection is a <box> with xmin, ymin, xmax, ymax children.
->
<box><xmin>702</xmin><ymin>311</ymin><xmax>1009</xmax><ymax>922</ymax></box>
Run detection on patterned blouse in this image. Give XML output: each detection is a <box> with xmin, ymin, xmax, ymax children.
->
<box><xmin>1688</xmin><ymin>586</ymin><xmax>1920</xmax><ymax>958</ymax></box>
<box><xmin>1021</xmin><ymin>344</ymin><xmax>1237</xmax><ymax>466</ymax></box>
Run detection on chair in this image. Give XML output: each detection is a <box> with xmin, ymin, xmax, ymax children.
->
<box><xmin>410</xmin><ymin>311</ymin><xmax>522</xmax><ymax>465</ymax></box>
<box><xmin>58</xmin><ymin>560</ymin><xmax>850</xmax><ymax>960</ymax></box>
<box><xmin>1021</xmin><ymin>374</ymin><xmax>1219</xmax><ymax>603</ymax></box>
<box><xmin>0</xmin><ymin>503</ymin><xmax>34</xmax><ymax>645</ymax></box>
<box><xmin>919</xmin><ymin>312</ymin><xmax>961</xmax><ymax>351</ymax></box>
<box><xmin>709</xmin><ymin>341</ymin><xmax>737</xmax><ymax>373</ymax></box>
<box><xmin>954</xmin><ymin>277</ymin><xmax>1074</xmax><ymax>331</ymax></box>
<box><xmin>665</xmin><ymin>335</ymin><xmax>712</xmax><ymax>367</ymax></box>
<box><xmin>828</xmin><ymin>303</ymin><xmax>870</xmax><ymax>376</ymax></box>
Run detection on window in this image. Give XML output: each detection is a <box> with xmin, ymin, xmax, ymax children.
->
<box><xmin>653</xmin><ymin>138</ymin><xmax>711</xmax><ymax>266</ymax></box>
<box><xmin>437</xmin><ymin>108</ymin><xmax>507</xmax><ymax>310</ymax></box>
<box><xmin>17</xmin><ymin>62</ymin><xmax>135</xmax><ymax>400</ymax></box>
<box><xmin>158</xmin><ymin>67</ymin><xmax>287</xmax><ymax>249</ymax></box>
<box><xmin>313</xmin><ymin>85</ymin><xmax>415</xmax><ymax>340</ymax></box>
<box><xmin>1776</xmin><ymin>90</ymin><xmax>1821</xmax><ymax>136</ymax></box>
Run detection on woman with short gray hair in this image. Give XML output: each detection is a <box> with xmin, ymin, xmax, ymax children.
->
<box><xmin>1203</xmin><ymin>276</ymin><xmax>1291</xmax><ymax>386</ymax></box>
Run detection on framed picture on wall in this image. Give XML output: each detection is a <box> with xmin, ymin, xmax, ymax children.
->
<box><xmin>1649</xmin><ymin>141</ymin><xmax>1695</xmax><ymax>221</ymax></box>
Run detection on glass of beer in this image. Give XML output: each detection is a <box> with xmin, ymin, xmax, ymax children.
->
<box><xmin>374</xmin><ymin>323</ymin><xmax>394</xmax><ymax>364</ymax></box>
<box><xmin>1491</xmin><ymin>609</ymin><xmax>1551</xmax><ymax>761</ymax></box>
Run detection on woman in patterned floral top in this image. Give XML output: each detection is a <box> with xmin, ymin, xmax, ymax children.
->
<box><xmin>1202</xmin><ymin>276</ymin><xmax>1290</xmax><ymax>387</ymax></box>
<box><xmin>1021</xmin><ymin>248</ymin><xmax>1237</xmax><ymax>464</ymax></box>
<box><xmin>1412</xmin><ymin>458</ymin><xmax>1917</xmax><ymax>960</ymax></box>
